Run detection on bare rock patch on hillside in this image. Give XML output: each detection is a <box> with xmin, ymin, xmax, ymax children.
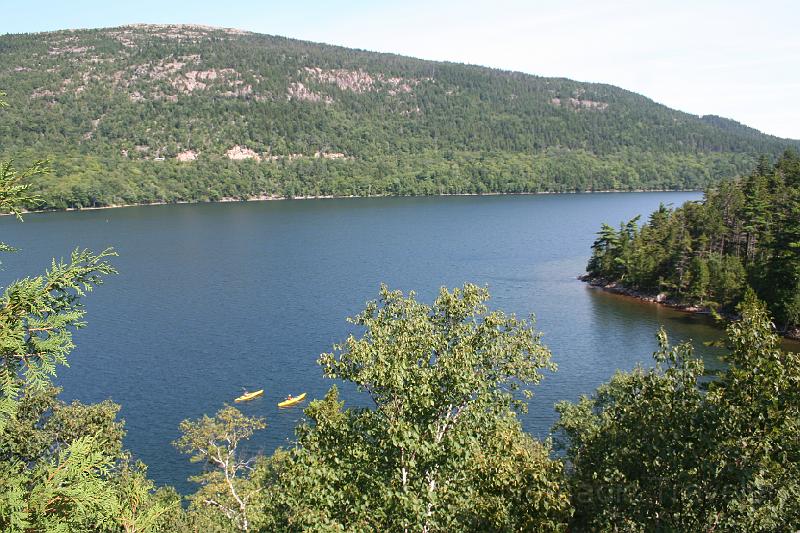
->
<box><xmin>550</xmin><ymin>96</ymin><xmax>608</xmax><ymax>111</ymax></box>
<box><xmin>286</xmin><ymin>81</ymin><xmax>333</xmax><ymax>104</ymax></box>
<box><xmin>176</xmin><ymin>150</ymin><xmax>199</xmax><ymax>162</ymax></box>
<box><xmin>226</xmin><ymin>146</ymin><xmax>261</xmax><ymax>161</ymax></box>
<box><xmin>301</xmin><ymin>67</ymin><xmax>428</xmax><ymax>96</ymax></box>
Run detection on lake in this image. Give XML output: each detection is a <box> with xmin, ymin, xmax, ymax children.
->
<box><xmin>1</xmin><ymin>192</ymin><xmax>740</xmax><ymax>492</ymax></box>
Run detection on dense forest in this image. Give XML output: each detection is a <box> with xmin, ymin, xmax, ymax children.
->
<box><xmin>0</xmin><ymin>24</ymin><xmax>798</xmax><ymax>209</ymax></box>
<box><xmin>586</xmin><ymin>148</ymin><xmax>800</xmax><ymax>333</ymax></box>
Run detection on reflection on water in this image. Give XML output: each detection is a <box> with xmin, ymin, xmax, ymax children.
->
<box><xmin>586</xmin><ymin>286</ymin><xmax>799</xmax><ymax>361</ymax></box>
<box><xmin>586</xmin><ymin>287</ymin><xmax>727</xmax><ymax>370</ymax></box>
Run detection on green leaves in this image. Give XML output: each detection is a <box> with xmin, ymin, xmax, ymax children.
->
<box><xmin>26</xmin><ymin>434</ymin><xmax>118</xmax><ymax>528</ymax></box>
<box><xmin>0</xmin><ymin>159</ymin><xmax>46</xmax><ymax>219</ymax></box>
<box><xmin>320</xmin><ymin>283</ymin><xmax>553</xmax><ymax>416</ymax></box>
<box><xmin>556</xmin><ymin>293</ymin><xmax>800</xmax><ymax>530</ymax></box>
<box><xmin>0</xmin><ymin>90</ymin><xmax>182</xmax><ymax>533</ymax></box>
<box><xmin>175</xmin><ymin>405</ymin><xmax>266</xmax><ymax>466</ymax></box>
<box><xmin>0</xmin><ymin>104</ymin><xmax>116</xmax><ymax>432</ymax></box>
<box><xmin>271</xmin><ymin>284</ymin><xmax>569</xmax><ymax>531</ymax></box>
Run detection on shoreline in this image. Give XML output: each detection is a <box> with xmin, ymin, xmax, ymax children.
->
<box><xmin>580</xmin><ymin>275</ymin><xmax>800</xmax><ymax>342</ymax></box>
<box><xmin>13</xmin><ymin>188</ymin><xmax>703</xmax><ymax>215</ymax></box>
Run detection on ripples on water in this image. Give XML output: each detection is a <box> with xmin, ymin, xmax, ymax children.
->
<box><xmin>1</xmin><ymin>192</ymin><xmax>749</xmax><ymax>491</ymax></box>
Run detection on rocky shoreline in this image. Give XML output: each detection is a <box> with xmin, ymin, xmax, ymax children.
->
<box><xmin>579</xmin><ymin>275</ymin><xmax>800</xmax><ymax>342</ymax></box>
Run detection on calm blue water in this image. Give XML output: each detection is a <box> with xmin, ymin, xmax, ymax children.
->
<box><xmin>1</xmin><ymin>192</ymin><xmax>737</xmax><ymax>492</ymax></box>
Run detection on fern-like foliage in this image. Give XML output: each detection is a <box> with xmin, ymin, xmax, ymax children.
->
<box><xmin>0</xmin><ymin>248</ymin><xmax>118</xmax><ymax>431</ymax></box>
<box><xmin>1</xmin><ymin>434</ymin><xmax>115</xmax><ymax>531</ymax></box>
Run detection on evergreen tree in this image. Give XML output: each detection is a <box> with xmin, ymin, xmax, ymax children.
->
<box><xmin>585</xmin><ymin>149</ymin><xmax>800</xmax><ymax>331</ymax></box>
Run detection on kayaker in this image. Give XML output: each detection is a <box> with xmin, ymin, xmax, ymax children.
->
<box><xmin>286</xmin><ymin>394</ymin><xmax>293</xmax><ymax>400</ymax></box>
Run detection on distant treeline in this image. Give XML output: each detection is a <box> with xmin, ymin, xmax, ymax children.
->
<box><xmin>19</xmin><ymin>148</ymin><xmax>746</xmax><ymax>210</ymax></box>
<box><xmin>587</xmin><ymin>148</ymin><xmax>800</xmax><ymax>331</ymax></box>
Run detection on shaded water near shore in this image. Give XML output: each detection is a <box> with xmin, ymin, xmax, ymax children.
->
<box><xmin>2</xmin><ymin>191</ymin><xmax>763</xmax><ymax>492</ymax></box>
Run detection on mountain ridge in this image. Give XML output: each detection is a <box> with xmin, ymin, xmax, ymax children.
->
<box><xmin>4</xmin><ymin>23</ymin><xmax>795</xmax><ymax>138</ymax></box>
<box><xmin>0</xmin><ymin>24</ymin><xmax>797</xmax><ymax>209</ymax></box>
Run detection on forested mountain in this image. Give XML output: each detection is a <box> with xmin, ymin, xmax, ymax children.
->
<box><xmin>0</xmin><ymin>24</ymin><xmax>798</xmax><ymax>209</ymax></box>
<box><xmin>586</xmin><ymin>149</ymin><xmax>800</xmax><ymax>333</ymax></box>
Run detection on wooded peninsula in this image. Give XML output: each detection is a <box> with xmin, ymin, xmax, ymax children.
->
<box><xmin>585</xmin><ymin>148</ymin><xmax>800</xmax><ymax>336</ymax></box>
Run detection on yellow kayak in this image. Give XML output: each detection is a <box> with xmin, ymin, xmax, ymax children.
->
<box><xmin>234</xmin><ymin>389</ymin><xmax>264</xmax><ymax>402</ymax></box>
<box><xmin>278</xmin><ymin>392</ymin><xmax>307</xmax><ymax>408</ymax></box>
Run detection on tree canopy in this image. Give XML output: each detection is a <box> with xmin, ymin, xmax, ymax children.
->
<box><xmin>260</xmin><ymin>284</ymin><xmax>570</xmax><ymax>531</ymax></box>
<box><xmin>555</xmin><ymin>291</ymin><xmax>800</xmax><ymax>530</ymax></box>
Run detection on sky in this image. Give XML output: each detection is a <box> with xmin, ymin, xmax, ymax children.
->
<box><xmin>2</xmin><ymin>0</ymin><xmax>799</xmax><ymax>139</ymax></box>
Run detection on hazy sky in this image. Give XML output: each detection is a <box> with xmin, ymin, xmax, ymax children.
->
<box><xmin>3</xmin><ymin>0</ymin><xmax>798</xmax><ymax>139</ymax></box>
